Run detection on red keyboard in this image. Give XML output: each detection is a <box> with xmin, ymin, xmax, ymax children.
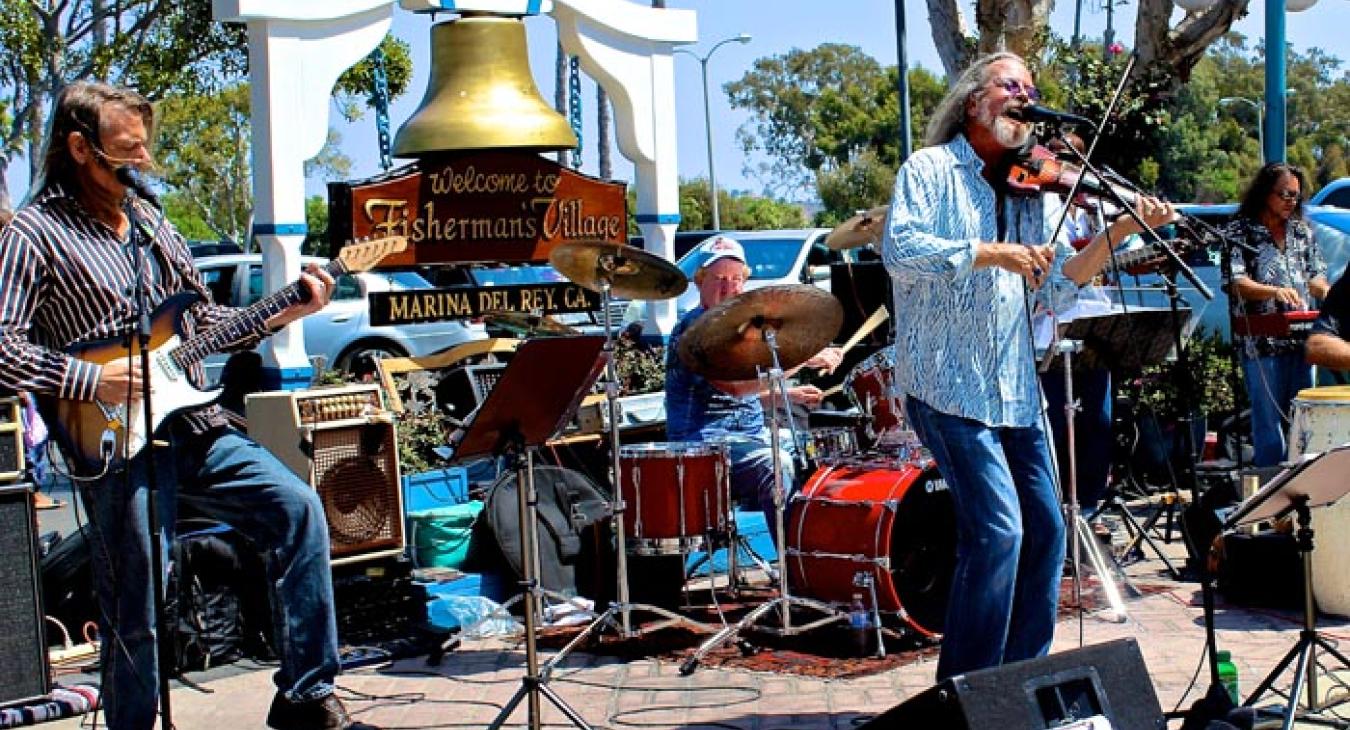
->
<box><xmin>1232</xmin><ymin>310</ymin><xmax>1320</xmax><ymax>338</ymax></box>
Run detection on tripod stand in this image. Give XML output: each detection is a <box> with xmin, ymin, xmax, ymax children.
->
<box><xmin>681</xmin><ymin>323</ymin><xmax>844</xmax><ymax>674</ymax></box>
<box><xmin>448</xmin><ymin>335</ymin><xmax>608</xmax><ymax>730</ymax></box>
<box><xmin>1225</xmin><ymin>447</ymin><xmax>1350</xmax><ymax>730</ymax></box>
<box><xmin>540</xmin><ymin>243</ymin><xmax>713</xmax><ymax>681</ymax></box>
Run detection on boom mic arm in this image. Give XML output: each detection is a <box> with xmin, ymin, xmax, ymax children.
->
<box><xmin>1008</xmin><ymin>104</ymin><xmax>1098</xmax><ymax>131</ymax></box>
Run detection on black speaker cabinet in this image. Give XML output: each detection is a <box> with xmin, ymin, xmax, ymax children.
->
<box><xmin>859</xmin><ymin>639</ymin><xmax>1163</xmax><ymax>730</ymax></box>
<box><xmin>0</xmin><ymin>484</ymin><xmax>51</xmax><ymax>707</ymax></box>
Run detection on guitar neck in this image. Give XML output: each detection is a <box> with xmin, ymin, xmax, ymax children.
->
<box><xmin>173</xmin><ymin>258</ymin><xmax>350</xmax><ymax>368</ymax></box>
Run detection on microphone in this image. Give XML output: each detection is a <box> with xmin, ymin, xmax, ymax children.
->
<box><xmin>1007</xmin><ymin>104</ymin><xmax>1097</xmax><ymax>130</ymax></box>
<box><xmin>115</xmin><ymin>165</ymin><xmax>161</xmax><ymax>208</ymax></box>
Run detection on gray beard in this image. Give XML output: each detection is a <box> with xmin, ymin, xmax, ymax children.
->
<box><xmin>979</xmin><ymin>107</ymin><xmax>1031</xmax><ymax>149</ymax></box>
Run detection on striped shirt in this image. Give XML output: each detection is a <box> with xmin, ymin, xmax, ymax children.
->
<box><xmin>882</xmin><ymin>134</ymin><xmax>1075</xmax><ymax>428</ymax></box>
<box><xmin>0</xmin><ymin>183</ymin><xmax>270</xmax><ymax>432</ymax></box>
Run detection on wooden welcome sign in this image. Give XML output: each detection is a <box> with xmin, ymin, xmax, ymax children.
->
<box><xmin>328</xmin><ymin>150</ymin><xmax>628</xmax><ymax>266</ymax></box>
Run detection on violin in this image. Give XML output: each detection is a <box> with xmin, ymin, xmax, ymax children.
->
<box><xmin>1005</xmin><ymin>145</ymin><xmax>1140</xmax><ymax>208</ymax></box>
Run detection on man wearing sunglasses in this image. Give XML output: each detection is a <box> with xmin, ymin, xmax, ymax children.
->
<box><xmin>1222</xmin><ymin>162</ymin><xmax>1329</xmax><ymax>466</ymax></box>
<box><xmin>881</xmin><ymin>52</ymin><xmax>1175</xmax><ymax>679</ymax></box>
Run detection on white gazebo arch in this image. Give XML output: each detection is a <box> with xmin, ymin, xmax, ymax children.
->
<box><xmin>212</xmin><ymin>0</ymin><xmax>697</xmax><ymax>388</ymax></box>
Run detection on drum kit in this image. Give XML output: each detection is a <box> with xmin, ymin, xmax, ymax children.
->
<box><xmin>488</xmin><ymin>235</ymin><xmax>957</xmax><ymax>680</ymax></box>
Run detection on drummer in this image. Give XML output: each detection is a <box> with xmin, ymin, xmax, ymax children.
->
<box><xmin>665</xmin><ymin>236</ymin><xmax>844</xmax><ymax>540</ymax></box>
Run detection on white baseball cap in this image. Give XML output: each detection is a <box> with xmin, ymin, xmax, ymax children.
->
<box><xmin>695</xmin><ymin>235</ymin><xmax>746</xmax><ymax>268</ymax></box>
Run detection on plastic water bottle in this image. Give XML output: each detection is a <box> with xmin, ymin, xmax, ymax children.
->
<box><xmin>1216</xmin><ymin>649</ymin><xmax>1240</xmax><ymax>705</ymax></box>
<box><xmin>849</xmin><ymin>593</ymin><xmax>871</xmax><ymax>657</ymax></box>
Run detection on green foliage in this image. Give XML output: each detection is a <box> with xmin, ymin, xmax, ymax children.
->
<box><xmin>333</xmin><ymin>37</ymin><xmax>415</xmax><ymax>123</ymax></box>
<box><xmin>814</xmin><ymin>149</ymin><xmax>895</xmax><ymax>227</ymax></box>
<box><xmin>304</xmin><ymin>196</ymin><xmax>331</xmax><ymax>257</ymax></box>
<box><xmin>155</xmin><ymin>84</ymin><xmax>254</xmax><ymax>247</ymax></box>
<box><xmin>614</xmin><ymin>338</ymin><xmax>665</xmax><ymax>395</ymax></box>
<box><xmin>396</xmin><ymin>409</ymin><xmax>455</xmax><ymax>477</ymax></box>
<box><xmin>162</xmin><ymin>192</ymin><xmax>217</xmax><ymax>240</ymax></box>
<box><xmin>1118</xmin><ymin>329</ymin><xmax>1244</xmax><ymax>421</ymax></box>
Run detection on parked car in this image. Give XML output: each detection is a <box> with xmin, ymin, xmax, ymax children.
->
<box><xmin>629</xmin><ymin>229</ymin><xmax>726</xmax><ymax>261</ymax></box>
<box><xmin>1114</xmin><ymin>203</ymin><xmax>1350</xmax><ymax>338</ymax></box>
<box><xmin>621</xmin><ymin>228</ymin><xmax>856</xmax><ymax>336</ymax></box>
<box><xmin>195</xmin><ymin>254</ymin><xmax>486</xmax><ymax>381</ymax></box>
<box><xmin>1311</xmin><ymin>177</ymin><xmax>1350</xmax><ymax>209</ymax></box>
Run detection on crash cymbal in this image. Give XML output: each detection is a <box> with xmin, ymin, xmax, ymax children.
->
<box><xmin>481</xmin><ymin>310</ymin><xmax>578</xmax><ymax>337</ymax></box>
<box><xmin>825</xmin><ymin>205</ymin><xmax>890</xmax><ymax>250</ymax></box>
<box><xmin>548</xmin><ymin>240</ymin><xmax>688</xmax><ymax>301</ymax></box>
<box><xmin>678</xmin><ymin>285</ymin><xmax>843</xmax><ymax>381</ymax></box>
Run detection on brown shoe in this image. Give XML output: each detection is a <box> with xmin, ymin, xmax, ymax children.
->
<box><xmin>266</xmin><ymin>693</ymin><xmax>379</xmax><ymax>730</ymax></box>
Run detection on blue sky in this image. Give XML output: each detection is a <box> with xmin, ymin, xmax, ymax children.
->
<box><xmin>5</xmin><ymin>0</ymin><xmax>1350</xmax><ymax>204</ymax></box>
<box><xmin>328</xmin><ymin>0</ymin><xmax>1350</xmax><ymax>200</ymax></box>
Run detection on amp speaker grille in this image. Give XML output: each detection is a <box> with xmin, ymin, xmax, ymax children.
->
<box><xmin>311</xmin><ymin>423</ymin><xmax>403</xmax><ymax>560</ymax></box>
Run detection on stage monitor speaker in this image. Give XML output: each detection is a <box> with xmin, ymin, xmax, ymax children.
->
<box><xmin>0</xmin><ymin>396</ymin><xmax>26</xmax><ymax>481</ymax></box>
<box><xmin>247</xmin><ymin>385</ymin><xmax>404</xmax><ymax>564</ymax></box>
<box><xmin>858</xmin><ymin>639</ymin><xmax>1163</xmax><ymax>730</ymax></box>
<box><xmin>0</xmin><ymin>484</ymin><xmax>52</xmax><ymax>707</ymax></box>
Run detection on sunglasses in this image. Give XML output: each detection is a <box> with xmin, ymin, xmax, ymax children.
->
<box><xmin>1272</xmin><ymin>190</ymin><xmax>1301</xmax><ymax>201</ymax></box>
<box><xmin>992</xmin><ymin>78</ymin><xmax>1041</xmax><ymax>103</ymax></box>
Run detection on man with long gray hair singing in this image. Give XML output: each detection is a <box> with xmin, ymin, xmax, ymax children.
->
<box><xmin>882</xmin><ymin>52</ymin><xmax>1174</xmax><ymax>678</ymax></box>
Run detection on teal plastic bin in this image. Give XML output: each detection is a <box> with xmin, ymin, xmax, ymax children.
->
<box><xmin>408</xmin><ymin>501</ymin><xmax>482</xmax><ymax>569</ymax></box>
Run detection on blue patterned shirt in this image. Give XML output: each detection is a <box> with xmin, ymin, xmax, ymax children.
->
<box><xmin>882</xmin><ymin>135</ymin><xmax>1075</xmax><ymax>428</ymax></box>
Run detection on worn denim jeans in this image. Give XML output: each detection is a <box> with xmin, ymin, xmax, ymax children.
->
<box><xmin>1241</xmin><ymin>352</ymin><xmax>1311</xmax><ymax>466</ymax></box>
<box><xmin>724</xmin><ymin>435</ymin><xmax>795</xmax><ymax>540</ymax></box>
<box><xmin>905</xmin><ymin>396</ymin><xmax>1066</xmax><ymax>680</ymax></box>
<box><xmin>81</xmin><ymin>425</ymin><xmax>340</xmax><ymax>730</ymax></box>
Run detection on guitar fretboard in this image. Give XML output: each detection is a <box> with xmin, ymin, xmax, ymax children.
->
<box><xmin>171</xmin><ymin>258</ymin><xmax>350</xmax><ymax>369</ymax></box>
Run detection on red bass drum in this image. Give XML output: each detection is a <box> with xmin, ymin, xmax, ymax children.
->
<box><xmin>786</xmin><ymin>458</ymin><xmax>956</xmax><ymax>637</ymax></box>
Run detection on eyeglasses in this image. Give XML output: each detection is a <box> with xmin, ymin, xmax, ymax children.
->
<box><xmin>1272</xmin><ymin>190</ymin><xmax>1301</xmax><ymax>201</ymax></box>
<box><xmin>992</xmin><ymin>78</ymin><xmax>1041</xmax><ymax>102</ymax></box>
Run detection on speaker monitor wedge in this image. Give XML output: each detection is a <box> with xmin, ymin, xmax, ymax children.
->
<box><xmin>859</xmin><ymin>639</ymin><xmax>1164</xmax><ymax>730</ymax></box>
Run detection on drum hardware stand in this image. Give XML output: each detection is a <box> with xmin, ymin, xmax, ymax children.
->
<box><xmin>680</xmin><ymin>325</ymin><xmax>846</xmax><ymax>676</ymax></box>
<box><xmin>538</xmin><ymin>272</ymin><xmax>713</xmax><ymax>683</ymax></box>
<box><xmin>1095</xmin><ymin>484</ymin><xmax>1182</xmax><ymax>580</ymax></box>
<box><xmin>1223</xmin><ymin>450</ymin><xmax>1350</xmax><ymax>730</ymax></box>
<box><xmin>446</xmin><ymin>336</ymin><xmax>608</xmax><ymax>730</ymax></box>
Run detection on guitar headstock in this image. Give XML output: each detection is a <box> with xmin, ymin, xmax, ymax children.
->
<box><xmin>336</xmin><ymin>236</ymin><xmax>409</xmax><ymax>274</ymax></box>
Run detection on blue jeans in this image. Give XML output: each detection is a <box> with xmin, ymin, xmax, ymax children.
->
<box><xmin>724</xmin><ymin>436</ymin><xmax>795</xmax><ymax>540</ymax></box>
<box><xmin>81</xmin><ymin>426</ymin><xmax>340</xmax><ymax>730</ymax></box>
<box><xmin>905</xmin><ymin>396</ymin><xmax>1066</xmax><ymax>680</ymax></box>
<box><xmin>1241</xmin><ymin>352</ymin><xmax>1311</xmax><ymax>466</ymax></box>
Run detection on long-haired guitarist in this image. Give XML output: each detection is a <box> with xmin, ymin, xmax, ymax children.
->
<box><xmin>0</xmin><ymin>82</ymin><xmax>377</xmax><ymax>730</ymax></box>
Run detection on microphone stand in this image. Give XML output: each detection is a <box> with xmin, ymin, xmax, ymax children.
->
<box><xmin>123</xmin><ymin>194</ymin><xmax>175</xmax><ymax>730</ymax></box>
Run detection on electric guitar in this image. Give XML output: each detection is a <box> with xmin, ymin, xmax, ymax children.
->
<box><xmin>40</xmin><ymin>236</ymin><xmax>408</xmax><ymax>475</ymax></box>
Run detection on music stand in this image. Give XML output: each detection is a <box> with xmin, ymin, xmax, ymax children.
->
<box><xmin>449</xmin><ymin>335</ymin><xmax>607</xmax><ymax>730</ymax></box>
<box><xmin>1053</xmin><ymin>308</ymin><xmax>1188</xmax><ymax>583</ymax></box>
<box><xmin>1223</xmin><ymin>446</ymin><xmax>1350</xmax><ymax>730</ymax></box>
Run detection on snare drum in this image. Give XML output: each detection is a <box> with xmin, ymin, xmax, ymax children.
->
<box><xmin>844</xmin><ymin>350</ymin><xmax>906</xmax><ymax>437</ymax></box>
<box><xmin>618</xmin><ymin>442</ymin><xmax>731</xmax><ymax>556</ymax></box>
<box><xmin>786</xmin><ymin>457</ymin><xmax>956</xmax><ymax>636</ymax></box>
<box><xmin>1287</xmin><ymin>386</ymin><xmax>1350</xmax><ymax>617</ymax></box>
<box><xmin>810</xmin><ymin>427</ymin><xmax>859</xmax><ymax>461</ymax></box>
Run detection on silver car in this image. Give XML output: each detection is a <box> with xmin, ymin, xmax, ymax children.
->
<box><xmin>195</xmin><ymin>254</ymin><xmax>486</xmax><ymax>381</ymax></box>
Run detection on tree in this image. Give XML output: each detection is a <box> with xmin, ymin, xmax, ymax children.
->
<box><xmin>924</xmin><ymin>0</ymin><xmax>1249</xmax><ymax>85</ymax></box>
<box><xmin>726</xmin><ymin>45</ymin><xmax>944</xmax><ymax>219</ymax></box>
<box><xmin>675</xmin><ymin>178</ymin><xmax>805</xmax><ymax>230</ymax></box>
<box><xmin>0</xmin><ymin>1</ymin><xmax>248</xmax><ymax>212</ymax></box>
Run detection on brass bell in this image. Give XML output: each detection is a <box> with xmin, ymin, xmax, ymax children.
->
<box><xmin>393</xmin><ymin>15</ymin><xmax>579</xmax><ymax>156</ymax></box>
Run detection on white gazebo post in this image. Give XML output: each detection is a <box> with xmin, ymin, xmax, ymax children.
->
<box><xmin>212</xmin><ymin>0</ymin><xmax>394</xmax><ymax>389</ymax></box>
<box><xmin>552</xmin><ymin>0</ymin><xmax>697</xmax><ymax>337</ymax></box>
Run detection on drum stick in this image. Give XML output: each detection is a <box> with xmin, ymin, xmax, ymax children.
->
<box><xmin>839</xmin><ymin>306</ymin><xmax>890</xmax><ymax>355</ymax></box>
<box><xmin>820</xmin><ymin>383</ymin><xmax>844</xmax><ymax>398</ymax></box>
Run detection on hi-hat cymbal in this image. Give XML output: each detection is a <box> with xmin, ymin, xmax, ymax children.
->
<box><xmin>678</xmin><ymin>285</ymin><xmax>843</xmax><ymax>381</ymax></box>
<box><xmin>482</xmin><ymin>310</ymin><xmax>578</xmax><ymax>337</ymax></box>
<box><xmin>825</xmin><ymin>205</ymin><xmax>890</xmax><ymax>250</ymax></box>
<box><xmin>549</xmin><ymin>240</ymin><xmax>688</xmax><ymax>301</ymax></box>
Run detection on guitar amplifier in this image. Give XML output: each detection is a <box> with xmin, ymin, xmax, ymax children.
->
<box><xmin>0</xmin><ymin>397</ymin><xmax>24</xmax><ymax>482</ymax></box>
<box><xmin>247</xmin><ymin>385</ymin><xmax>404</xmax><ymax>564</ymax></box>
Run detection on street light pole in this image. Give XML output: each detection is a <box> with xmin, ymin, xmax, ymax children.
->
<box><xmin>676</xmin><ymin>33</ymin><xmax>751</xmax><ymax>231</ymax></box>
<box><xmin>1219</xmin><ymin>96</ymin><xmax>1265</xmax><ymax>164</ymax></box>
